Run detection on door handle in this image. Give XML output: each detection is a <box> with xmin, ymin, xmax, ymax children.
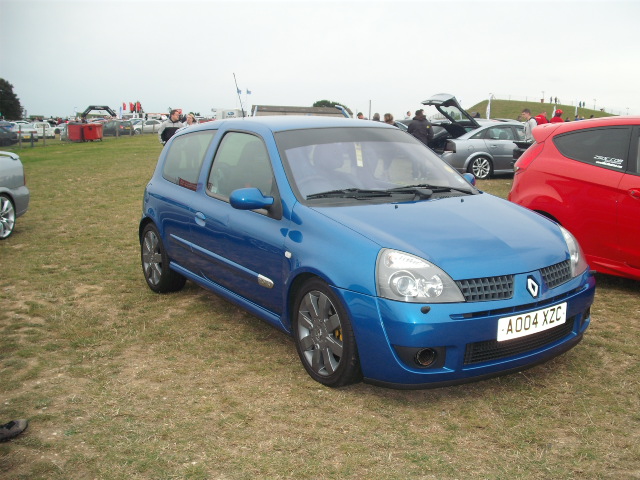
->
<box><xmin>195</xmin><ymin>212</ymin><xmax>206</xmax><ymax>226</ymax></box>
<box><xmin>629</xmin><ymin>189</ymin><xmax>640</xmax><ymax>200</ymax></box>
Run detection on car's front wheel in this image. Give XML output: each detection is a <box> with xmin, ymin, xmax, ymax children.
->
<box><xmin>469</xmin><ymin>156</ymin><xmax>493</xmax><ymax>179</ymax></box>
<box><xmin>292</xmin><ymin>278</ymin><xmax>362</xmax><ymax>387</ymax></box>
<box><xmin>0</xmin><ymin>194</ymin><xmax>16</xmax><ymax>239</ymax></box>
<box><xmin>141</xmin><ymin>223</ymin><xmax>186</xmax><ymax>293</ymax></box>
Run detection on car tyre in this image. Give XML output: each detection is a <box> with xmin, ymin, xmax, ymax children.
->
<box><xmin>0</xmin><ymin>194</ymin><xmax>16</xmax><ymax>239</ymax></box>
<box><xmin>141</xmin><ymin>223</ymin><xmax>186</xmax><ymax>293</ymax></box>
<box><xmin>469</xmin><ymin>156</ymin><xmax>493</xmax><ymax>179</ymax></box>
<box><xmin>292</xmin><ymin>278</ymin><xmax>362</xmax><ymax>387</ymax></box>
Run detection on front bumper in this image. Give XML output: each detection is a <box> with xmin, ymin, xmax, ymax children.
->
<box><xmin>341</xmin><ymin>269</ymin><xmax>595</xmax><ymax>389</ymax></box>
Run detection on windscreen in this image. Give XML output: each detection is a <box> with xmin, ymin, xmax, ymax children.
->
<box><xmin>276</xmin><ymin>127</ymin><xmax>475</xmax><ymax>199</ymax></box>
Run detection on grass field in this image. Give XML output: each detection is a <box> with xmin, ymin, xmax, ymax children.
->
<box><xmin>1</xmin><ymin>135</ymin><xmax>639</xmax><ymax>479</ymax></box>
<box><xmin>466</xmin><ymin>99</ymin><xmax>613</xmax><ymax>122</ymax></box>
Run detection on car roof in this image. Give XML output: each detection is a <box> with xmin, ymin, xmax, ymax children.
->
<box><xmin>189</xmin><ymin>115</ymin><xmax>397</xmax><ymax>133</ymax></box>
<box><xmin>456</xmin><ymin>121</ymin><xmax>522</xmax><ymax>139</ymax></box>
<box><xmin>532</xmin><ymin>115</ymin><xmax>640</xmax><ymax>142</ymax></box>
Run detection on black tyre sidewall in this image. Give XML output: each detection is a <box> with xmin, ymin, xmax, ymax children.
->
<box><xmin>292</xmin><ymin>278</ymin><xmax>362</xmax><ymax>388</ymax></box>
<box><xmin>141</xmin><ymin>223</ymin><xmax>186</xmax><ymax>293</ymax></box>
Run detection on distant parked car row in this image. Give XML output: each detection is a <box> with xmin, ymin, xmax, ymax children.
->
<box><xmin>0</xmin><ymin>122</ymin><xmax>39</xmax><ymax>142</ymax></box>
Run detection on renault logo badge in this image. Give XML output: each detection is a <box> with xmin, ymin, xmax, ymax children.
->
<box><xmin>527</xmin><ymin>277</ymin><xmax>539</xmax><ymax>298</ymax></box>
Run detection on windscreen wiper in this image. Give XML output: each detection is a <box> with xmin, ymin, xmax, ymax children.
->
<box><xmin>306</xmin><ymin>188</ymin><xmax>392</xmax><ymax>200</ymax></box>
<box><xmin>385</xmin><ymin>184</ymin><xmax>475</xmax><ymax>198</ymax></box>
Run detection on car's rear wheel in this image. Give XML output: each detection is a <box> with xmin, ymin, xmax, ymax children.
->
<box><xmin>469</xmin><ymin>156</ymin><xmax>493</xmax><ymax>179</ymax></box>
<box><xmin>0</xmin><ymin>194</ymin><xmax>16</xmax><ymax>239</ymax></box>
<box><xmin>141</xmin><ymin>223</ymin><xmax>186</xmax><ymax>293</ymax></box>
<box><xmin>292</xmin><ymin>278</ymin><xmax>362</xmax><ymax>387</ymax></box>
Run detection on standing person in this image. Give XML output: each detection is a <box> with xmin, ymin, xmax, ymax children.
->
<box><xmin>521</xmin><ymin>108</ymin><xmax>537</xmax><ymax>142</ymax></box>
<box><xmin>535</xmin><ymin>113</ymin><xmax>548</xmax><ymax>124</ymax></box>
<box><xmin>184</xmin><ymin>114</ymin><xmax>198</xmax><ymax>127</ymax></box>
<box><xmin>407</xmin><ymin>109</ymin><xmax>434</xmax><ymax>146</ymax></box>
<box><xmin>372</xmin><ymin>113</ymin><xmax>381</xmax><ymax>122</ymax></box>
<box><xmin>404</xmin><ymin>111</ymin><xmax>412</xmax><ymax>119</ymax></box>
<box><xmin>356</xmin><ymin>112</ymin><xmax>365</xmax><ymax>120</ymax></box>
<box><xmin>550</xmin><ymin>109</ymin><xmax>564</xmax><ymax>123</ymax></box>
<box><xmin>158</xmin><ymin>109</ymin><xmax>184</xmax><ymax>145</ymax></box>
<box><xmin>383</xmin><ymin>113</ymin><xmax>394</xmax><ymax>125</ymax></box>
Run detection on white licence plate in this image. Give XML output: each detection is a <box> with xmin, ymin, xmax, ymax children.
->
<box><xmin>497</xmin><ymin>302</ymin><xmax>567</xmax><ymax>341</ymax></box>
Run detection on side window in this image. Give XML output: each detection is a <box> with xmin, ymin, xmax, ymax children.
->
<box><xmin>486</xmin><ymin>126</ymin><xmax>513</xmax><ymax>140</ymax></box>
<box><xmin>514</xmin><ymin>125</ymin><xmax>525</xmax><ymax>141</ymax></box>
<box><xmin>207</xmin><ymin>132</ymin><xmax>273</xmax><ymax>199</ymax></box>
<box><xmin>162</xmin><ymin>130</ymin><xmax>217</xmax><ymax>190</ymax></box>
<box><xmin>631</xmin><ymin>128</ymin><xmax>640</xmax><ymax>175</ymax></box>
<box><xmin>553</xmin><ymin>127</ymin><xmax>631</xmax><ymax>172</ymax></box>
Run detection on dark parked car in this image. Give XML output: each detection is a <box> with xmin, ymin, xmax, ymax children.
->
<box><xmin>140</xmin><ymin>116</ymin><xmax>595</xmax><ymax>389</ymax></box>
<box><xmin>0</xmin><ymin>125</ymin><xmax>19</xmax><ymax>146</ymax></box>
<box><xmin>0</xmin><ymin>150</ymin><xmax>30</xmax><ymax>238</ymax></box>
<box><xmin>509</xmin><ymin>116</ymin><xmax>640</xmax><ymax>281</ymax></box>
<box><xmin>440</xmin><ymin>122</ymin><xmax>525</xmax><ymax>179</ymax></box>
<box><xmin>102</xmin><ymin>120</ymin><xmax>134</xmax><ymax>137</ymax></box>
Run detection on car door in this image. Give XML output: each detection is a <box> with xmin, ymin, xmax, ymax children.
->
<box><xmin>553</xmin><ymin>126</ymin><xmax>631</xmax><ymax>266</ymax></box>
<box><xmin>145</xmin><ymin>120</ymin><xmax>160</xmax><ymax>133</ymax></box>
<box><xmin>154</xmin><ymin>130</ymin><xmax>218</xmax><ymax>271</ymax></box>
<box><xmin>483</xmin><ymin>125</ymin><xmax>517</xmax><ymax>171</ymax></box>
<box><xmin>617</xmin><ymin>126</ymin><xmax>640</xmax><ymax>270</ymax></box>
<box><xmin>189</xmin><ymin>130</ymin><xmax>288</xmax><ymax>315</ymax></box>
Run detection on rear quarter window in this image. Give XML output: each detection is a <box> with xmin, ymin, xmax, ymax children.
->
<box><xmin>553</xmin><ymin>126</ymin><xmax>631</xmax><ymax>172</ymax></box>
<box><xmin>162</xmin><ymin>130</ymin><xmax>217</xmax><ymax>190</ymax></box>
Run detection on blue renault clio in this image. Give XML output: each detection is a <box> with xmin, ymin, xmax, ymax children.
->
<box><xmin>140</xmin><ymin>116</ymin><xmax>595</xmax><ymax>389</ymax></box>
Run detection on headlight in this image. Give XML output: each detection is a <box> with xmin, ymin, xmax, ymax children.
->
<box><xmin>376</xmin><ymin>249</ymin><xmax>464</xmax><ymax>303</ymax></box>
<box><xmin>559</xmin><ymin>226</ymin><xmax>588</xmax><ymax>277</ymax></box>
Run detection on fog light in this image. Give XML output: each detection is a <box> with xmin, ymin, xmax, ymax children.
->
<box><xmin>415</xmin><ymin>348</ymin><xmax>437</xmax><ymax>367</ymax></box>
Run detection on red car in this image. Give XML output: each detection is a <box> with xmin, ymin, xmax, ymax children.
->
<box><xmin>509</xmin><ymin>116</ymin><xmax>640</xmax><ymax>281</ymax></box>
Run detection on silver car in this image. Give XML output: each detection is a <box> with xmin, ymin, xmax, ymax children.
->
<box><xmin>132</xmin><ymin>118</ymin><xmax>163</xmax><ymax>134</ymax></box>
<box><xmin>440</xmin><ymin>122</ymin><xmax>525</xmax><ymax>179</ymax></box>
<box><xmin>0</xmin><ymin>151</ymin><xmax>30</xmax><ymax>239</ymax></box>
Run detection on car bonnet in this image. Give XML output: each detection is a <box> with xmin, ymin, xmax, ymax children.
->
<box><xmin>312</xmin><ymin>194</ymin><xmax>569</xmax><ymax>280</ymax></box>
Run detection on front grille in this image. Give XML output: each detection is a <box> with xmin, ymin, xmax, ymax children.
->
<box><xmin>463</xmin><ymin>316</ymin><xmax>575</xmax><ymax>365</ymax></box>
<box><xmin>541</xmin><ymin>260</ymin><xmax>572</xmax><ymax>288</ymax></box>
<box><xmin>456</xmin><ymin>275</ymin><xmax>514</xmax><ymax>302</ymax></box>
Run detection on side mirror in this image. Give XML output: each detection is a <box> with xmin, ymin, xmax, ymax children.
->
<box><xmin>229</xmin><ymin>187</ymin><xmax>274</xmax><ymax>210</ymax></box>
<box><xmin>462</xmin><ymin>173</ymin><xmax>476</xmax><ymax>186</ymax></box>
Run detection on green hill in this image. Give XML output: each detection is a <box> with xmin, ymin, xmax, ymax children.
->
<box><xmin>467</xmin><ymin>99</ymin><xmax>614</xmax><ymax>121</ymax></box>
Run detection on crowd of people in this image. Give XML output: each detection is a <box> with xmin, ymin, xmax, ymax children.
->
<box><xmin>356</xmin><ymin>109</ymin><xmax>435</xmax><ymax>147</ymax></box>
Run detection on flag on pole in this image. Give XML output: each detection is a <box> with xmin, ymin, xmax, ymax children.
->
<box><xmin>246</xmin><ymin>89</ymin><xmax>252</xmax><ymax>95</ymax></box>
<box><xmin>237</xmin><ymin>88</ymin><xmax>242</xmax><ymax>94</ymax></box>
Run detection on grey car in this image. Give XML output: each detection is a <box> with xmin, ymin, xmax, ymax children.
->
<box><xmin>131</xmin><ymin>118</ymin><xmax>163</xmax><ymax>134</ymax></box>
<box><xmin>0</xmin><ymin>151</ymin><xmax>30</xmax><ymax>239</ymax></box>
<box><xmin>440</xmin><ymin>122</ymin><xmax>525</xmax><ymax>179</ymax></box>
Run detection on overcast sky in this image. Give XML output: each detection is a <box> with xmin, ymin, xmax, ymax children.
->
<box><xmin>1</xmin><ymin>0</ymin><xmax>639</xmax><ymax>119</ymax></box>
